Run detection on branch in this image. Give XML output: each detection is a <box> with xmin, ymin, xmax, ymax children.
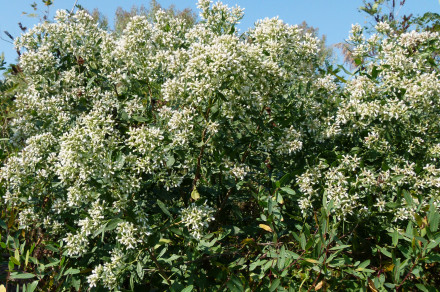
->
<box><xmin>70</xmin><ymin>0</ymin><xmax>79</xmax><ymax>15</ymax></box>
<box><xmin>147</xmin><ymin>248</ymin><xmax>171</xmax><ymax>286</ymax></box>
<box><xmin>396</xmin><ymin>258</ymin><xmax>419</xmax><ymax>291</ymax></box>
<box><xmin>192</xmin><ymin>127</ymin><xmax>207</xmax><ymax>190</ymax></box>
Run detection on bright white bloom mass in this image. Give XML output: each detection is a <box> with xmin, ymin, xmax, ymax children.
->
<box><xmin>181</xmin><ymin>203</ymin><xmax>215</xmax><ymax>239</ymax></box>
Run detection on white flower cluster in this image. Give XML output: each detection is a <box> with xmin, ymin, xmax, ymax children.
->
<box><xmin>116</xmin><ymin>221</ymin><xmax>151</xmax><ymax>249</ymax></box>
<box><xmin>87</xmin><ymin>248</ymin><xmax>125</xmax><ymax>290</ymax></box>
<box><xmin>276</xmin><ymin>126</ymin><xmax>303</xmax><ymax>155</ymax></box>
<box><xmin>181</xmin><ymin>203</ymin><xmax>215</xmax><ymax>240</ymax></box>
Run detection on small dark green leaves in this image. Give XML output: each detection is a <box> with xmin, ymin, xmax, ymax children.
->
<box><xmin>0</xmin><ymin>219</ymin><xmax>7</xmax><ymax>230</ymax></box>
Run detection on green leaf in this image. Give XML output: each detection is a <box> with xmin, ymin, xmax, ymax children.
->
<box><xmin>429</xmin><ymin>210</ymin><xmax>439</xmax><ymax>232</ymax></box>
<box><xmin>26</xmin><ymin>280</ymin><xmax>38</xmax><ymax>292</ymax></box>
<box><xmin>392</xmin><ymin>229</ymin><xmax>399</xmax><ymax>247</ymax></box>
<box><xmin>63</xmin><ymin>268</ymin><xmax>80</xmax><ymax>275</ymax></box>
<box><xmin>277</xmin><ymin>245</ymin><xmax>286</xmax><ymax>270</ymax></box>
<box><xmin>357</xmin><ymin>259</ymin><xmax>370</xmax><ymax>270</ymax></box>
<box><xmin>300</xmin><ymin>233</ymin><xmax>306</xmax><ymax>250</ymax></box>
<box><xmin>44</xmin><ymin>260</ymin><xmax>60</xmax><ymax>268</ymax></box>
<box><xmin>278</xmin><ymin>173</ymin><xmax>290</xmax><ymax>187</ymax></box>
<box><xmin>378</xmin><ymin>246</ymin><xmax>392</xmax><ymax>258</ymax></box>
<box><xmin>371</xmin><ymin>66</ymin><xmax>380</xmax><ymax>79</ymax></box>
<box><xmin>9</xmin><ymin>256</ymin><xmax>20</xmax><ymax>266</ymax></box>
<box><xmin>105</xmin><ymin>218</ymin><xmax>123</xmax><ymax>231</ymax></box>
<box><xmin>130</xmin><ymin>274</ymin><xmax>135</xmax><ymax>291</ymax></box>
<box><xmin>392</xmin><ymin>175</ymin><xmax>405</xmax><ymax>182</ymax></box>
<box><xmin>415</xmin><ymin>284</ymin><xmax>429</xmax><ymax>292</ymax></box>
<box><xmin>132</xmin><ymin>115</ymin><xmax>148</xmax><ymax>122</ymax></box>
<box><xmin>269</xmin><ymin>278</ymin><xmax>280</xmax><ymax>292</ymax></box>
<box><xmin>115</xmin><ymin>152</ymin><xmax>125</xmax><ymax>169</ymax></box>
<box><xmin>25</xmin><ymin>249</ymin><xmax>29</xmax><ymax>268</ymax></box>
<box><xmin>406</xmin><ymin>221</ymin><xmax>414</xmax><ymax>237</ymax></box>
<box><xmin>86</xmin><ymin>76</ymin><xmax>96</xmax><ymax>89</ymax></box>
<box><xmin>426</xmin><ymin>253</ymin><xmax>440</xmax><ymax>263</ymax></box>
<box><xmin>137</xmin><ymin>261</ymin><xmax>144</xmax><ymax>279</ymax></box>
<box><xmin>166</xmin><ymin>155</ymin><xmax>175</xmax><ymax>167</ymax></box>
<box><xmin>426</xmin><ymin>236</ymin><xmax>440</xmax><ymax>250</ymax></box>
<box><xmin>329</xmin><ymin>244</ymin><xmax>351</xmax><ymax>251</ymax></box>
<box><xmin>402</xmin><ymin>190</ymin><xmax>413</xmax><ymax>206</ymax></box>
<box><xmin>9</xmin><ymin>273</ymin><xmax>35</xmax><ymax>279</ymax></box>
<box><xmin>45</xmin><ymin>244</ymin><xmax>58</xmax><ymax>252</ymax></box>
<box><xmin>226</xmin><ymin>275</ymin><xmax>243</xmax><ymax>291</ymax></box>
<box><xmin>14</xmin><ymin>248</ymin><xmax>20</xmax><ymax>264</ymax></box>
<box><xmin>71</xmin><ymin>278</ymin><xmax>80</xmax><ymax>291</ymax></box>
<box><xmin>157</xmin><ymin>200</ymin><xmax>172</xmax><ymax>218</ymax></box>
<box><xmin>280</xmin><ymin>187</ymin><xmax>295</xmax><ymax>195</ymax></box>
<box><xmin>181</xmin><ymin>285</ymin><xmax>193</xmax><ymax>292</ymax></box>
<box><xmin>268</xmin><ymin>197</ymin><xmax>273</xmax><ymax>214</ymax></box>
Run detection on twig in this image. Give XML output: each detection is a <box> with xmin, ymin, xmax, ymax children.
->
<box><xmin>147</xmin><ymin>248</ymin><xmax>171</xmax><ymax>286</ymax></box>
<box><xmin>70</xmin><ymin>0</ymin><xmax>79</xmax><ymax>15</ymax></box>
<box><xmin>307</xmin><ymin>271</ymin><xmax>321</xmax><ymax>292</ymax></box>
<box><xmin>0</xmin><ymin>36</ymin><xmax>13</xmax><ymax>45</ymax></box>
<box><xmin>396</xmin><ymin>259</ymin><xmax>418</xmax><ymax>291</ymax></box>
<box><xmin>215</xmin><ymin>188</ymin><xmax>233</xmax><ymax>217</ymax></box>
<box><xmin>192</xmin><ymin>127</ymin><xmax>207</xmax><ymax>190</ymax></box>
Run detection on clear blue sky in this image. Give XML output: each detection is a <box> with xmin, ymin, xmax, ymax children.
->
<box><xmin>1</xmin><ymin>0</ymin><xmax>439</xmax><ymax>64</ymax></box>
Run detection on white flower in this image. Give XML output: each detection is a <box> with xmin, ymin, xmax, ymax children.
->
<box><xmin>181</xmin><ymin>203</ymin><xmax>215</xmax><ymax>240</ymax></box>
<box><xmin>375</xmin><ymin>198</ymin><xmax>386</xmax><ymax>212</ymax></box>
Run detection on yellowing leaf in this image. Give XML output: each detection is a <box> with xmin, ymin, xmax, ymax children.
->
<box><xmin>315</xmin><ymin>280</ymin><xmax>324</xmax><ymax>290</ymax></box>
<box><xmin>191</xmin><ymin>188</ymin><xmax>200</xmax><ymax>201</ymax></box>
<box><xmin>258</xmin><ymin>224</ymin><xmax>273</xmax><ymax>233</ymax></box>
<box><xmin>368</xmin><ymin>279</ymin><xmax>378</xmax><ymax>292</ymax></box>
<box><xmin>384</xmin><ymin>263</ymin><xmax>394</xmax><ymax>272</ymax></box>
<box><xmin>159</xmin><ymin>238</ymin><xmax>172</xmax><ymax>244</ymax></box>
<box><xmin>0</xmin><ymin>285</ymin><xmax>6</xmax><ymax>292</ymax></box>
<box><xmin>241</xmin><ymin>238</ymin><xmax>255</xmax><ymax>246</ymax></box>
<box><xmin>305</xmin><ymin>258</ymin><xmax>320</xmax><ymax>264</ymax></box>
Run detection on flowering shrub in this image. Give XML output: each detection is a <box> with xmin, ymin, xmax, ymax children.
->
<box><xmin>1</xmin><ymin>0</ymin><xmax>440</xmax><ymax>291</ymax></box>
<box><xmin>296</xmin><ymin>23</ymin><xmax>440</xmax><ymax>222</ymax></box>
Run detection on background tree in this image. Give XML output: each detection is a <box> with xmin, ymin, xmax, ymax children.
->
<box><xmin>298</xmin><ymin>21</ymin><xmax>335</xmax><ymax>66</ymax></box>
<box><xmin>113</xmin><ymin>0</ymin><xmax>197</xmax><ymax>35</ymax></box>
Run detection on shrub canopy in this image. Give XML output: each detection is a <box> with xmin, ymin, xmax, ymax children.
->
<box><xmin>1</xmin><ymin>0</ymin><xmax>440</xmax><ymax>291</ymax></box>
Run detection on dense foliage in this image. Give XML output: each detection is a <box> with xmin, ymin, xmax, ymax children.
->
<box><xmin>1</xmin><ymin>0</ymin><xmax>440</xmax><ymax>291</ymax></box>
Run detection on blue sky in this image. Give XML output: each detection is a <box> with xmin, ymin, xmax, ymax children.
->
<box><xmin>1</xmin><ymin>0</ymin><xmax>439</xmax><ymax>64</ymax></box>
